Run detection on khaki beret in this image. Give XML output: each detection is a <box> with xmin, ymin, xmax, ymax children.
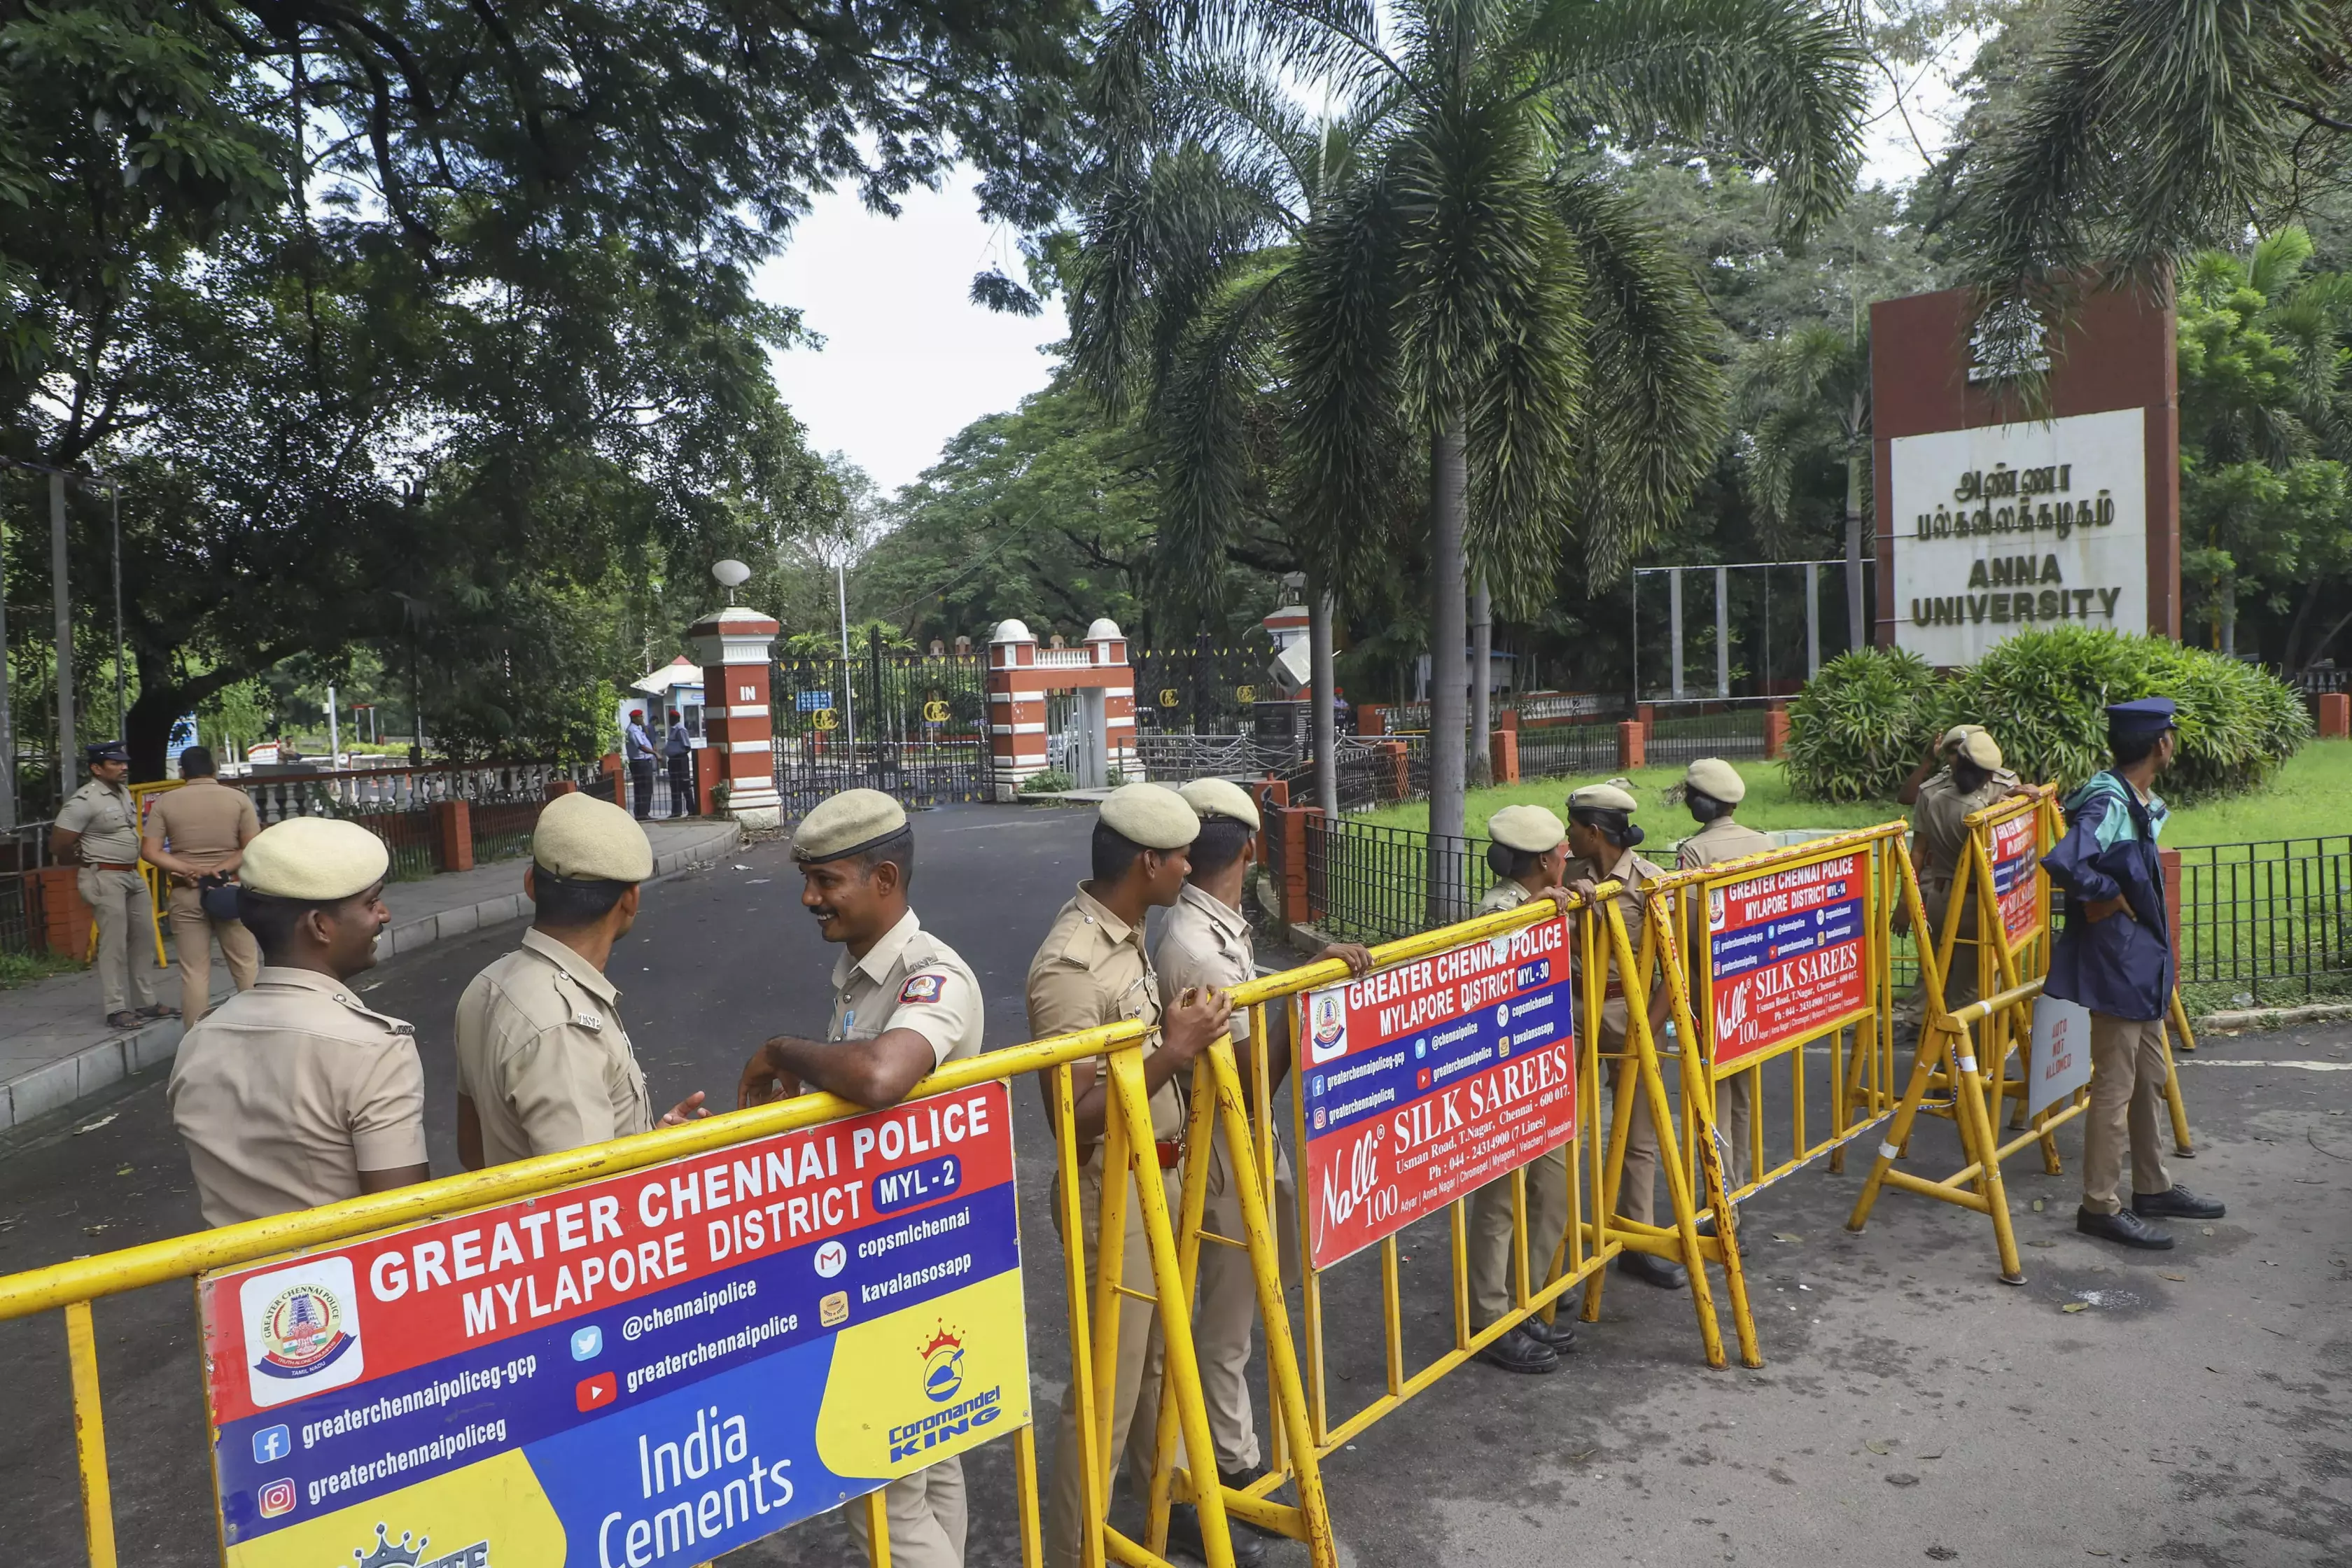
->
<box><xmin>240</xmin><ymin>817</ymin><xmax>390</xmax><ymax>902</ymax></box>
<box><xmin>1179</xmin><ymin>777</ymin><xmax>1261</xmax><ymax>830</ymax></box>
<box><xmin>1940</xmin><ymin>722</ymin><xmax>1984</xmax><ymax>751</ymax></box>
<box><xmin>792</xmin><ymin>788</ymin><xmax>908</xmax><ymax>862</ymax></box>
<box><xmin>1569</xmin><ymin>783</ymin><xmax>1639</xmax><ymax>816</ymax></box>
<box><xmin>1684</xmin><ymin>757</ymin><xmax>1745</xmax><ymax>804</ymax></box>
<box><xmin>1959</xmin><ymin>730</ymin><xmax>2004</xmax><ymax>769</ymax></box>
<box><xmin>1488</xmin><ymin>804</ymin><xmax>1567</xmax><ymax>854</ymax></box>
<box><xmin>1098</xmin><ymin>782</ymin><xmax>1199</xmax><ymax>850</ymax></box>
<box><xmin>535</xmin><ymin>791</ymin><xmax>653</xmax><ymax>882</ymax></box>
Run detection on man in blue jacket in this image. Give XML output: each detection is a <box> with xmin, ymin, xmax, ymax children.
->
<box><xmin>2041</xmin><ymin>698</ymin><xmax>2225</xmax><ymax>1249</ymax></box>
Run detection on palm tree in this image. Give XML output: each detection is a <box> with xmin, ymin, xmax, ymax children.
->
<box><xmin>1949</xmin><ymin>0</ymin><xmax>2352</xmax><ymax>356</ymax></box>
<box><xmin>1279</xmin><ymin>0</ymin><xmax>1867</xmax><ymax>913</ymax></box>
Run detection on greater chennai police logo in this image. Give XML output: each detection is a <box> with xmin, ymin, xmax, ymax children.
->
<box><xmin>920</xmin><ymin>1323</ymin><xmax>966</xmax><ymax>1403</ymax></box>
<box><xmin>1307</xmin><ymin>990</ymin><xmax>1348</xmax><ymax>1064</ymax></box>
<box><xmin>237</xmin><ymin>1255</ymin><xmax>367</xmax><ymax>1407</ymax></box>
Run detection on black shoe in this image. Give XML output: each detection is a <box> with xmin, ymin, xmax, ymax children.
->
<box><xmin>1217</xmin><ymin>1466</ymin><xmax>1282</xmax><ymax>1540</ymax></box>
<box><xmin>2134</xmin><ymin>1185</ymin><xmax>2225</xmax><ymax>1220</ymax></box>
<box><xmin>2077</xmin><ymin>1206</ymin><xmax>2175</xmax><ymax>1250</ymax></box>
<box><xmin>1522</xmin><ymin>1311</ymin><xmax>1580</xmax><ymax>1352</ymax></box>
<box><xmin>1617</xmin><ymin>1250</ymin><xmax>1689</xmax><ymax>1290</ymax></box>
<box><xmin>1163</xmin><ymin>1502</ymin><xmax>1267</xmax><ymax>1566</ymax></box>
<box><xmin>1475</xmin><ymin>1325</ymin><xmax>1558</xmax><ymax>1374</ymax></box>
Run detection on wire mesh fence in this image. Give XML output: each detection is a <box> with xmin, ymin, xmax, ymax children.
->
<box><xmin>1645</xmin><ymin>703</ymin><xmax>1769</xmax><ymax>763</ymax></box>
<box><xmin>1514</xmin><ymin>722</ymin><xmax>1621</xmax><ymax>779</ymax></box>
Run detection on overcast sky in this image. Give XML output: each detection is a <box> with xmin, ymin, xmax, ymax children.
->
<box><xmin>753</xmin><ymin>58</ymin><xmax>1968</xmax><ymax>498</ymax></box>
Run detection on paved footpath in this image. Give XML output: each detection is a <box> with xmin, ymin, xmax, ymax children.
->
<box><xmin>0</xmin><ymin>801</ymin><xmax>2344</xmax><ymax>1566</ymax></box>
<box><xmin>0</xmin><ymin>818</ymin><xmax>738</xmax><ymax>1130</ymax></box>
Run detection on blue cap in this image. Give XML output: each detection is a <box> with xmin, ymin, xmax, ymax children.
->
<box><xmin>84</xmin><ymin>741</ymin><xmax>127</xmax><ymax>764</ymax></box>
<box><xmin>2106</xmin><ymin>697</ymin><xmax>2176</xmax><ymax>736</ymax></box>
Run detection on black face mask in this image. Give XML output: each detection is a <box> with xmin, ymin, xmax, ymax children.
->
<box><xmin>1686</xmin><ymin>791</ymin><xmax>1730</xmax><ymax>824</ymax></box>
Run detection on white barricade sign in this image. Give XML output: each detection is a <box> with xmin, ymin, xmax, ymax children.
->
<box><xmin>2028</xmin><ymin>994</ymin><xmax>2094</xmax><ymax>1117</ymax></box>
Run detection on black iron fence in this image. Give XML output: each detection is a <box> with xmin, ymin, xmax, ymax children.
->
<box><xmin>2175</xmin><ymin>836</ymin><xmax>2352</xmax><ymax>1007</ymax></box>
<box><xmin>1265</xmin><ymin>813</ymin><xmax>1496</xmax><ymax>943</ymax></box>
<box><xmin>1133</xmin><ymin>639</ymin><xmax>1274</xmax><ymax>736</ymax></box>
<box><xmin>1515</xmin><ymin>722</ymin><xmax>1620</xmax><ymax>779</ymax></box>
<box><xmin>771</xmin><ymin>640</ymin><xmax>993</xmax><ymax>813</ymax></box>
<box><xmin>1644</xmin><ymin>699</ymin><xmax>1770</xmax><ymax>763</ymax></box>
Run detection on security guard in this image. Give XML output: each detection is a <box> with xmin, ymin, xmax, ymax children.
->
<box><xmin>455</xmin><ymin>792</ymin><xmax>705</xmax><ymax>1169</ymax></box>
<box><xmin>1675</xmin><ymin>759</ymin><xmax>1774</xmax><ymax>1210</ymax></box>
<box><xmin>1132</xmin><ymin>779</ymin><xmax>1369</xmax><ymax>1538</ymax></box>
<box><xmin>1465</xmin><ymin>804</ymin><xmax>1580</xmax><ymax>1371</ymax></box>
<box><xmin>734</xmin><ymin>788</ymin><xmax>983</xmax><ymax>1568</ymax></box>
<box><xmin>166</xmin><ymin>818</ymin><xmax>428</xmax><ymax>1226</ymax></box>
<box><xmin>2043</xmin><ymin>698</ymin><xmax>2226</xmax><ymax>1249</ymax></box>
<box><xmin>1908</xmin><ymin>728</ymin><xmax>2014</xmax><ymax>1019</ymax></box>
<box><xmin>1562</xmin><ymin>783</ymin><xmax>1685</xmax><ymax>1289</ymax></box>
<box><xmin>52</xmin><ymin>739</ymin><xmax>167</xmax><ymax>1028</ymax></box>
<box><xmin>139</xmin><ymin>745</ymin><xmax>261</xmax><ymax>1025</ymax></box>
<box><xmin>1898</xmin><ymin>723</ymin><xmax>1977</xmax><ymax>806</ymax></box>
<box><xmin>1031</xmin><ymin>783</ymin><xmax>1235</xmax><ymax>1568</ymax></box>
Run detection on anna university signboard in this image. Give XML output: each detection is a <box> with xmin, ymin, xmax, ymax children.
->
<box><xmin>1871</xmin><ymin>288</ymin><xmax>2181</xmax><ymax>664</ymax></box>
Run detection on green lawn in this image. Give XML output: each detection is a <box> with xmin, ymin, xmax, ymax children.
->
<box><xmin>1358</xmin><ymin>738</ymin><xmax>2352</xmax><ymax>850</ymax></box>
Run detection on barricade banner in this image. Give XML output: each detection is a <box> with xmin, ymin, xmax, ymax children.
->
<box><xmin>1704</xmin><ymin>848</ymin><xmax>1872</xmax><ymax>1070</ymax></box>
<box><xmin>1988</xmin><ymin>810</ymin><xmax>2042</xmax><ymax>954</ymax></box>
<box><xmin>197</xmin><ymin>1083</ymin><xmax>1030</xmax><ymax>1567</ymax></box>
<box><xmin>1295</xmin><ymin>911</ymin><xmax>1578</xmax><ymax>1269</ymax></box>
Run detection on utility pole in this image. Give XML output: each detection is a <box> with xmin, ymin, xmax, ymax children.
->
<box><xmin>51</xmin><ymin>473</ymin><xmax>75</xmax><ymax>781</ymax></box>
<box><xmin>328</xmin><ymin>682</ymin><xmax>341</xmax><ymax>766</ymax></box>
<box><xmin>0</xmin><ymin>494</ymin><xmax>13</xmax><ymax>828</ymax></box>
<box><xmin>110</xmin><ymin>482</ymin><xmax>124</xmax><ymax>742</ymax></box>
<box><xmin>835</xmin><ymin>557</ymin><xmax>857</xmax><ymax>755</ymax></box>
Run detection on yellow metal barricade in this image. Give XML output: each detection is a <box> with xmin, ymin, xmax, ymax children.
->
<box><xmin>1844</xmin><ymin>791</ymin><xmax>2197</xmax><ymax>1282</ymax></box>
<box><xmin>0</xmin><ymin>1019</ymin><xmax>1326</xmax><ymax>1568</ymax></box>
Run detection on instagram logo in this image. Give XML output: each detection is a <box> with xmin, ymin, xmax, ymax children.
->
<box><xmin>258</xmin><ymin>1478</ymin><xmax>296</xmax><ymax>1518</ymax></box>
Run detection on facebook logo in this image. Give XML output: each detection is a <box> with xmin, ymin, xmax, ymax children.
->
<box><xmin>570</xmin><ymin>1324</ymin><xmax>603</xmax><ymax>1362</ymax></box>
<box><xmin>252</xmin><ymin>1424</ymin><xmax>291</xmax><ymax>1464</ymax></box>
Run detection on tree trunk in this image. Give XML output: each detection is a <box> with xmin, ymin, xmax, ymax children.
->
<box><xmin>1310</xmin><ymin>574</ymin><xmax>1339</xmax><ymax>818</ymax></box>
<box><xmin>1429</xmin><ymin>418</ymin><xmax>1469</xmax><ymax>925</ymax></box>
<box><xmin>1469</xmin><ymin>572</ymin><xmax>1492</xmax><ymax>789</ymax></box>
<box><xmin>1843</xmin><ymin>430</ymin><xmax>1866</xmax><ymax>653</ymax></box>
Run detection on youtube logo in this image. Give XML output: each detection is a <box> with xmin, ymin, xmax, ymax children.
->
<box><xmin>576</xmin><ymin>1371</ymin><xmax>617</xmax><ymax>1411</ymax></box>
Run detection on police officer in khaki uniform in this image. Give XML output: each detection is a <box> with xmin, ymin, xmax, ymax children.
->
<box><xmin>1674</xmin><ymin>760</ymin><xmax>1774</xmax><ymax>1207</ymax></box>
<box><xmin>139</xmin><ymin>746</ymin><xmax>261</xmax><ymax>1025</ymax></box>
<box><xmin>1464</xmin><ymin>804</ymin><xmax>1583</xmax><ymax>1372</ymax></box>
<box><xmin>1908</xmin><ymin>728</ymin><xmax>2015</xmax><ymax>1020</ymax></box>
<box><xmin>52</xmin><ymin>740</ymin><xmax>167</xmax><ymax>1028</ymax></box>
<box><xmin>1560</xmin><ymin>783</ymin><xmax>1686</xmax><ymax>1289</ymax></box>
<box><xmin>166</xmin><ymin>818</ymin><xmax>428</xmax><ymax>1226</ymax></box>
<box><xmin>455</xmin><ymin>792</ymin><xmax>706</xmax><ymax>1169</ymax></box>
<box><xmin>735</xmin><ymin>789</ymin><xmax>983</xmax><ymax>1568</ymax></box>
<box><xmin>1130</xmin><ymin>780</ymin><xmax>1369</xmax><ymax>1543</ymax></box>
<box><xmin>1031</xmin><ymin>783</ymin><xmax>1234</xmax><ymax>1568</ymax></box>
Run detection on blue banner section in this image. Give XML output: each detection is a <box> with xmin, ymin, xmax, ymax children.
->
<box><xmin>1299</xmin><ymin>959</ymin><xmax>1573</xmax><ymax>1140</ymax></box>
<box><xmin>216</xmin><ymin>1182</ymin><xmax>1020</xmax><ymax>1542</ymax></box>
<box><xmin>1711</xmin><ymin>895</ymin><xmax>1863</xmax><ymax>979</ymax></box>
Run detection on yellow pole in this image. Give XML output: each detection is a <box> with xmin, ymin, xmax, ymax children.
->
<box><xmin>2164</xmin><ymin>989</ymin><xmax>2197</xmax><ymax>1156</ymax></box>
<box><xmin>862</xmin><ymin>1492</ymin><xmax>894</xmax><ymax>1568</ymax></box>
<box><xmin>1016</xmin><ymin>1422</ymin><xmax>1046</xmax><ymax>1568</ymax></box>
<box><xmin>1052</xmin><ymin>1063</ymin><xmax>1109</xmax><ymax>1568</ymax></box>
<box><xmin>66</xmin><ymin>1300</ymin><xmax>118</xmax><ymax>1568</ymax></box>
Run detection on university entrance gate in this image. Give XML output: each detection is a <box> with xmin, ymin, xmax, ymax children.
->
<box><xmin>770</xmin><ymin>636</ymin><xmax>994</xmax><ymax>813</ymax></box>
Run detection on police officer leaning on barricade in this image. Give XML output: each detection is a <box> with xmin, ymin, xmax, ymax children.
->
<box><xmin>1132</xmin><ymin>778</ymin><xmax>1371</xmax><ymax>1548</ymax></box>
<box><xmin>734</xmin><ymin>788</ymin><xmax>985</xmax><ymax>1568</ymax></box>
<box><xmin>454</xmin><ymin>792</ymin><xmax>708</xmax><ymax>1171</ymax></box>
<box><xmin>1905</xmin><ymin>727</ymin><xmax>2029</xmax><ymax>1023</ymax></box>
<box><xmin>2043</xmin><ymin>698</ymin><xmax>2227</xmax><ymax>1250</ymax></box>
<box><xmin>1028</xmin><ymin>783</ymin><xmax>1236</xmax><ymax>1568</ymax></box>
<box><xmin>1674</xmin><ymin>760</ymin><xmax>1774</xmax><ymax>1228</ymax></box>
<box><xmin>52</xmin><ymin>738</ymin><xmax>170</xmax><ymax>1029</ymax></box>
<box><xmin>1464</xmin><ymin>803</ymin><xmax>1583</xmax><ymax>1373</ymax></box>
<box><xmin>1559</xmin><ymin>783</ymin><xmax>1689</xmax><ymax>1291</ymax></box>
<box><xmin>166</xmin><ymin>818</ymin><xmax>430</xmax><ymax>1226</ymax></box>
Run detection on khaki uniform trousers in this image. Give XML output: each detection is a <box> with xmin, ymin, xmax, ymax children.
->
<box><xmin>1046</xmin><ymin>1154</ymin><xmax>1179</xmax><ymax>1568</ymax></box>
<box><xmin>1713</xmin><ymin>1070</ymin><xmax>1754</xmax><ymax>1191</ymax></box>
<box><xmin>1600</xmin><ymin>998</ymin><xmax>1670</xmax><ymax>1226</ymax></box>
<box><xmin>1131</xmin><ymin>1137</ymin><xmax>1297</xmax><ymax>1476</ymax></box>
<box><xmin>2081</xmin><ymin>1013</ymin><xmax>2174</xmax><ymax>1214</ymax></box>
<box><xmin>80</xmin><ymin>867</ymin><xmax>158</xmax><ymax>1016</ymax></box>
<box><xmin>164</xmin><ymin>885</ymin><xmax>258</xmax><ymax>1025</ymax></box>
<box><xmin>1467</xmin><ymin>1140</ymin><xmax>1572</xmax><ymax>1329</ymax></box>
<box><xmin>846</xmin><ymin>1454</ymin><xmax>966</xmax><ymax>1568</ymax></box>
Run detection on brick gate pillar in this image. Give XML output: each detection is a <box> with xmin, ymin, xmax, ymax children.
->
<box><xmin>990</xmin><ymin>620</ymin><xmax>1048</xmax><ymax>800</ymax></box>
<box><xmin>688</xmin><ymin>607</ymin><xmax>783</xmax><ymax>832</ymax></box>
<box><xmin>1087</xmin><ymin>618</ymin><xmax>1137</xmax><ymax>779</ymax></box>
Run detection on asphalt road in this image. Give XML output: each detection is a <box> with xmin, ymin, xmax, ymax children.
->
<box><xmin>0</xmin><ymin>800</ymin><xmax>2346</xmax><ymax>1567</ymax></box>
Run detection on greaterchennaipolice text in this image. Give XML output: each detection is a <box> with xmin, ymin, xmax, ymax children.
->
<box><xmin>354</xmin><ymin>1091</ymin><xmax>997</xmax><ymax>1338</ymax></box>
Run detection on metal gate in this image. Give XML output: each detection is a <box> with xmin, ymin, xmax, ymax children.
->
<box><xmin>1133</xmin><ymin>636</ymin><xmax>1274</xmax><ymax>735</ymax></box>
<box><xmin>771</xmin><ymin>635</ymin><xmax>993</xmax><ymax>813</ymax></box>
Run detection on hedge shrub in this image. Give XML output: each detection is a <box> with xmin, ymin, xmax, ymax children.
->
<box><xmin>1785</xmin><ymin>629</ymin><xmax>2313</xmax><ymax>803</ymax></box>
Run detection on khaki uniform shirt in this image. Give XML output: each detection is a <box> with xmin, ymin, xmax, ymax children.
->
<box><xmin>455</xmin><ymin>928</ymin><xmax>652</xmax><ymax>1166</ymax></box>
<box><xmin>1564</xmin><ymin>844</ymin><xmax>1667</xmax><ymax>1044</ymax></box>
<box><xmin>1478</xmin><ymin>880</ymin><xmax>1534</xmax><ymax>914</ymax></box>
<box><xmin>56</xmin><ymin>778</ymin><xmax>141</xmax><ymax>864</ymax></box>
<box><xmin>1028</xmin><ymin>883</ymin><xmax>1181</xmax><ymax>1142</ymax></box>
<box><xmin>144</xmin><ymin>778</ymin><xmax>259</xmax><ymax>875</ymax></box>
<box><xmin>1912</xmin><ymin>770</ymin><xmax>2014</xmax><ymax>938</ymax></box>
<box><xmin>1675</xmin><ymin>815</ymin><xmax>1774</xmax><ymax>872</ymax></box>
<box><xmin>1154</xmin><ymin>883</ymin><xmax>1255</xmax><ymax>1045</ymax></box>
<box><xmin>167</xmin><ymin>967</ymin><xmax>426</xmax><ymax>1226</ymax></box>
<box><xmin>829</xmin><ymin>909</ymin><xmax>983</xmax><ymax>1068</ymax></box>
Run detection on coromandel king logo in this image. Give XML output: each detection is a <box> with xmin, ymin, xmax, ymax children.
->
<box><xmin>346</xmin><ymin>1521</ymin><xmax>491</xmax><ymax>1568</ymax></box>
<box><xmin>237</xmin><ymin>1256</ymin><xmax>367</xmax><ymax>1407</ymax></box>
<box><xmin>920</xmin><ymin>1322</ymin><xmax>965</xmax><ymax>1404</ymax></box>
